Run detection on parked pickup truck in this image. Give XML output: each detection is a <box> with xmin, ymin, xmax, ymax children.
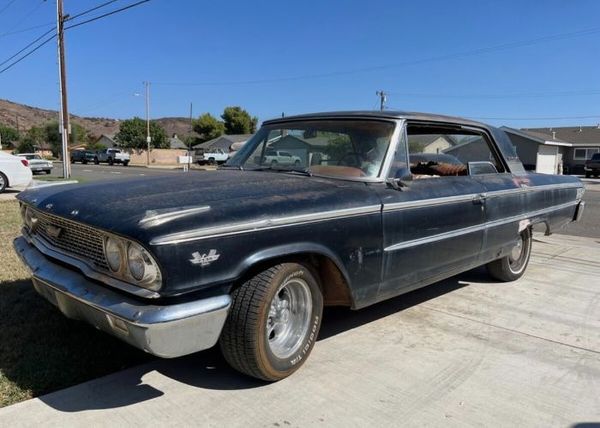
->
<box><xmin>70</xmin><ymin>150</ymin><xmax>96</xmax><ymax>164</ymax></box>
<box><xmin>263</xmin><ymin>149</ymin><xmax>302</xmax><ymax>166</ymax></box>
<box><xmin>584</xmin><ymin>153</ymin><xmax>600</xmax><ymax>178</ymax></box>
<box><xmin>196</xmin><ymin>148</ymin><xmax>229</xmax><ymax>165</ymax></box>
<box><xmin>14</xmin><ymin>111</ymin><xmax>585</xmax><ymax>382</ymax></box>
<box><xmin>94</xmin><ymin>148</ymin><xmax>130</xmax><ymax>166</ymax></box>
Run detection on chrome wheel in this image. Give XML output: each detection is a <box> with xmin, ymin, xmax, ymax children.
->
<box><xmin>510</xmin><ymin>237</ymin><xmax>523</xmax><ymax>262</ymax></box>
<box><xmin>0</xmin><ymin>174</ymin><xmax>5</xmax><ymax>190</ymax></box>
<box><xmin>266</xmin><ymin>277</ymin><xmax>312</xmax><ymax>359</ymax></box>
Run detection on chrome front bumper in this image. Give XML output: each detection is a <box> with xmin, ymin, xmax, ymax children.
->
<box><xmin>13</xmin><ymin>236</ymin><xmax>231</xmax><ymax>358</ymax></box>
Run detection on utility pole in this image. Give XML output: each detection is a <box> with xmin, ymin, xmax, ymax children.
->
<box><xmin>376</xmin><ymin>90</ymin><xmax>387</xmax><ymax>111</ymax></box>
<box><xmin>188</xmin><ymin>101</ymin><xmax>193</xmax><ymax>171</ymax></box>
<box><xmin>144</xmin><ymin>81</ymin><xmax>151</xmax><ymax>165</ymax></box>
<box><xmin>57</xmin><ymin>0</ymin><xmax>71</xmax><ymax>178</ymax></box>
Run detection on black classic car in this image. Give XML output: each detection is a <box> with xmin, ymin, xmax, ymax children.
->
<box><xmin>14</xmin><ymin>111</ymin><xmax>585</xmax><ymax>381</ymax></box>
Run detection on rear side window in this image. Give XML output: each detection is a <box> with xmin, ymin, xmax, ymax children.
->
<box><xmin>405</xmin><ymin>125</ymin><xmax>504</xmax><ymax>178</ymax></box>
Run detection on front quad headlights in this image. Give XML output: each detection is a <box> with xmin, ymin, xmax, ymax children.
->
<box><xmin>103</xmin><ymin>235</ymin><xmax>162</xmax><ymax>291</ymax></box>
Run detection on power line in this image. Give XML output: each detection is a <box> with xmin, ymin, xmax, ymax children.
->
<box><xmin>0</xmin><ymin>0</ymin><xmax>18</xmax><ymax>16</ymax></box>
<box><xmin>385</xmin><ymin>89</ymin><xmax>600</xmax><ymax>99</ymax></box>
<box><xmin>65</xmin><ymin>0</ymin><xmax>151</xmax><ymax>30</ymax></box>
<box><xmin>0</xmin><ymin>27</ymin><xmax>55</xmax><ymax>67</ymax></box>
<box><xmin>0</xmin><ymin>21</ymin><xmax>54</xmax><ymax>39</ymax></box>
<box><xmin>66</xmin><ymin>0</ymin><xmax>120</xmax><ymax>22</ymax></box>
<box><xmin>0</xmin><ymin>33</ymin><xmax>55</xmax><ymax>74</ymax></box>
<box><xmin>1</xmin><ymin>0</ymin><xmax>48</xmax><ymax>37</ymax></box>
<box><xmin>153</xmin><ymin>26</ymin><xmax>600</xmax><ymax>86</ymax></box>
<box><xmin>0</xmin><ymin>0</ymin><xmax>151</xmax><ymax>76</ymax></box>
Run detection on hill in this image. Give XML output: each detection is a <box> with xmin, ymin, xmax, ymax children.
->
<box><xmin>0</xmin><ymin>99</ymin><xmax>194</xmax><ymax>140</ymax></box>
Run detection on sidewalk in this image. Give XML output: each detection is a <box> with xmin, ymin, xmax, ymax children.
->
<box><xmin>1</xmin><ymin>233</ymin><xmax>598</xmax><ymax>426</ymax></box>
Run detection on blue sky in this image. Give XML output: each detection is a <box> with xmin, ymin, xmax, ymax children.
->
<box><xmin>0</xmin><ymin>0</ymin><xmax>599</xmax><ymax>128</ymax></box>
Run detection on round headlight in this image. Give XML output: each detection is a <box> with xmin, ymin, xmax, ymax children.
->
<box><xmin>104</xmin><ymin>237</ymin><xmax>123</xmax><ymax>272</ymax></box>
<box><xmin>127</xmin><ymin>243</ymin><xmax>160</xmax><ymax>288</ymax></box>
<box><xmin>127</xmin><ymin>244</ymin><xmax>146</xmax><ymax>281</ymax></box>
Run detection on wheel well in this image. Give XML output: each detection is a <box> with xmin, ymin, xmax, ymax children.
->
<box><xmin>235</xmin><ymin>253</ymin><xmax>353</xmax><ymax>307</ymax></box>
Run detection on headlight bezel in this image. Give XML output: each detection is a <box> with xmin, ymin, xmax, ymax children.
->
<box><xmin>102</xmin><ymin>234</ymin><xmax>162</xmax><ymax>291</ymax></box>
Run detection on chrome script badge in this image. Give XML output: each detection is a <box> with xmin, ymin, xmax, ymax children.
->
<box><xmin>190</xmin><ymin>249</ymin><xmax>220</xmax><ymax>267</ymax></box>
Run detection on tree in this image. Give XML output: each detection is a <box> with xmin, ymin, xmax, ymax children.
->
<box><xmin>221</xmin><ymin>106</ymin><xmax>258</xmax><ymax>134</ymax></box>
<box><xmin>0</xmin><ymin>124</ymin><xmax>20</xmax><ymax>148</ymax></box>
<box><xmin>43</xmin><ymin>121</ymin><xmax>90</xmax><ymax>157</ymax></box>
<box><xmin>115</xmin><ymin>117</ymin><xmax>168</xmax><ymax>149</ymax></box>
<box><xmin>193</xmin><ymin>113</ymin><xmax>224</xmax><ymax>143</ymax></box>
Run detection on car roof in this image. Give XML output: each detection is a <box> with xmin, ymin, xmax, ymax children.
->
<box><xmin>262</xmin><ymin>110</ymin><xmax>493</xmax><ymax>130</ymax></box>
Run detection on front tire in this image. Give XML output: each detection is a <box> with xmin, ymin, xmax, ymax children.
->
<box><xmin>220</xmin><ymin>262</ymin><xmax>323</xmax><ymax>381</ymax></box>
<box><xmin>487</xmin><ymin>227</ymin><xmax>532</xmax><ymax>282</ymax></box>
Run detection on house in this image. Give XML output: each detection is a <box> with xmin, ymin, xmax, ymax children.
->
<box><xmin>169</xmin><ymin>134</ymin><xmax>188</xmax><ymax>150</ymax></box>
<box><xmin>95</xmin><ymin>134</ymin><xmax>118</xmax><ymax>148</ymax></box>
<box><xmin>193</xmin><ymin>134</ymin><xmax>252</xmax><ymax>152</ymax></box>
<box><xmin>407</xmin><ymin>134</ymin><xmax>457</xmax><ymax>154</ymax></box>
<box><xmin>502</xmin><ymin>126</ymin><xmax>600</xmax><ymax>174</ymax></box>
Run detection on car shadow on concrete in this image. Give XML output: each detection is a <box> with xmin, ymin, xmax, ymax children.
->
<box><xmin>28</xmin><ymin>267</ymin><xmax>493</xmax><ymax>412</ymax></box>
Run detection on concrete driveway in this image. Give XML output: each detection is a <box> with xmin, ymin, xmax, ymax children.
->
<box><xmin>1</xmin><ymin>232</ymin><xmax>598</xmax><ymax>427</ymax></box>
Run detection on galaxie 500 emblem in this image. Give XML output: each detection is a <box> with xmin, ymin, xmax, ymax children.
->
<box><xmin>189</xmin><ymin>249</ymin><xmax>220</xmax><ymax>267</ymax></box>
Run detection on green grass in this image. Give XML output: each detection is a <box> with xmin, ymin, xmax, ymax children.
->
<box><xmin>0</xmin><ymin>201</ymin><xmax>152</xmax><ymax>407</ymax></box>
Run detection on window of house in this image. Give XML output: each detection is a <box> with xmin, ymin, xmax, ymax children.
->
<box><xmin>404</xmin><ymin>125</ymin><xmax>504</xmax><ymax>178</ymax></box>
<box><xmin>574</xmin><ymin>148</ymin><xmax>599</xmax><ymax>160</ymax></box>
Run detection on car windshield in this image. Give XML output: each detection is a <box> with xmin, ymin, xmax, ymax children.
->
<box><xmin>227</xmin><ymin>119</ymin><xmax>396</xmax><ymax>179</ymax></box>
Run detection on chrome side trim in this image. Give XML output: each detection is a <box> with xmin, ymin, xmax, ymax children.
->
<box><xmin>485</xmin><ymin>182</ymin><xmax>582</xmax><ymax>199</ymax></box>
<box><xmin>139</xmin><ymin>205</ymin><xmax>211</xmax><ymax>228</ymax></box>
<box><xmin>151</xmin><ymin>204</ymin><xmax>382</xmax><ymax>246</ymax></box>
<box><xmin>383</xmin><ymin>183</ymin><xmax>583</xmax><ymax>212</ymax></box>
<box><xmin>384</xmin><ymin>200</ymin><xmax>578</xmax><ymax>252</ymax></box>
<box><xmin>384</xmin><ymin>193</ymin><xmax>478</xmax><ymax>212</ymax></box>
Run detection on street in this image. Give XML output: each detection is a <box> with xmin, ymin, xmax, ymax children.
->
<box><xmin>1</xmin><ymin>232</ymin><xmax>598</xmax><ymax>426</ymax></box>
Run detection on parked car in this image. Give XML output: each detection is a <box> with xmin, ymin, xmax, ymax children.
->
<box><xmin>17</xmin><ymin>153</ymin><xmax>53</xmax><ymax>175</ymax></box>
<box><xmin>196</xmin><ymin>148</ymin><xmax>229</xmax><ymax>165</ymax></box>
<box><xmin>94</xmin><ymin>148</ymin><xmax>130</xmax><ymax>166</ymax></box>
<box><xmin>70</xmin><ymin>150</ymin><xmax>96</xmax><ymax>164</ymax></box>
<box><xmin>584</xmin><ymin>153</ymin><xmax>600</xmax><ymax>178</ymax></box>
<box><xmin>262</xmin><ymin>149</ymin><xmax>302</xmax><ymax>166</ymax></box>
<box><xmin>14</xmin><ymin>111</ymin><xmax>585</xmax><ymax>381</ymax></box>
<box><xmin>0</xmin><ymin>151</ymin><xmax>32</xmax><ymax>193</ymax></box>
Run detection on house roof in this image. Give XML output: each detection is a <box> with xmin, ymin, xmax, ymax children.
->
<box><xmin>193</xmin><ymin>134</ymin><xmax>253</xmax><ymax>150</ymax></box>
<box><xmin>169</xmin><ymin>135</ymin><xmax>188</xmax><ymax>149</ymax></box>
<box><xmin>501</xmin><ymin>127</ymin><xmax>571</xmax><ymax>146</ymax></box>
<box><xmin>516</xmin><ymin>126</ymin><xmax>600</xmax><ymax>147</ymax></box>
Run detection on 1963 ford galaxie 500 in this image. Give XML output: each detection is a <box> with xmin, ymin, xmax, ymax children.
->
<box><xmin>14</xmin><ymin>111</ymin><xmax>585</xmax><ymax>380</ymax></box>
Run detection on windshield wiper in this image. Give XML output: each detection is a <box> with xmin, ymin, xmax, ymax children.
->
<box><xmin>218</xmin><ymin>164</ymin><xmax>244</xmax><ymax>170</ymax></box>
<box><xmin>247</xmin><ymin>165</ymin><xmax>312</xmax><ymax>176</ymax></box>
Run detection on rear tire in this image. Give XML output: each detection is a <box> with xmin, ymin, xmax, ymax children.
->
<box><xmin>108</xmin><ymin>158</ymin><xmax>114</xmax><ymax>165</ymax></box>
<box><xmin>94</xmin><ymin>157</ymin><xmax>99</xmax><ymax>165</ymax></box>
<box><xmin>123</xmin><ymin>160</ymin><xmax>129</xmax><ymax>167</ymax></box>
<box><xmin>585</xmin><ymin>172</ymin><xmax>591</xmax><ymax>178</ymax></box>
<box><xmin>220</xmin><ymin>262</ymin><xmax>323</xmax><ymax>381</ymax></box>
<box><xmin>486</xmin><ymin>228</ymin><xmax>532</xmax><ymax>282</ymax></box>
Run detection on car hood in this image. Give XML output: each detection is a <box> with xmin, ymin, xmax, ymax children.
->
<box><xmin>17</xmin><ymin>170</ymin><xmax>381</xmax><ymax>244</ymax></box>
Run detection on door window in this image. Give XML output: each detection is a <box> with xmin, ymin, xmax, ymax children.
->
<box><xmin>405</xmin><ymin>125</ymin><xmax>504</xmax><ymax>178</ymax></box>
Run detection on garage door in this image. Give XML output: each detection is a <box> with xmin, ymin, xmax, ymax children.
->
<box><xmin>536</xmin><ymin>145</ymin><xmax>558</xmax><ymax>174</ymax></box>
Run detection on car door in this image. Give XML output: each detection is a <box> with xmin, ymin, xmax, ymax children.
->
<box><xmin>375</xmin><ymin>121</ymin><xmax>505</xmax><ymax>301</ymax></box>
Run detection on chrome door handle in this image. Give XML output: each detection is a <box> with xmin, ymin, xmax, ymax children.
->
<box><xmin>472</xmin><ymin>194</ymin><xmax>486</xmax><ymax>205</ymax></box>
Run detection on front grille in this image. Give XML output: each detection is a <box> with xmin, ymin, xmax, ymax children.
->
<box><xmin>31</xmin><ymin>209</ymin><xmax>109</xmax><ymax>270</ymax></box>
